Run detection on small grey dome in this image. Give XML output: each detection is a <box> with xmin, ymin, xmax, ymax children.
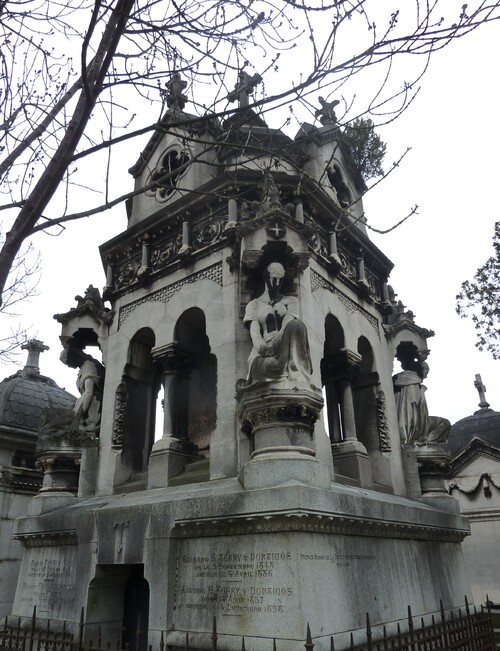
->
<box><xmin>0</xmin><ymin>340</ymin><xmax>76</xmax><ymax>437</ymax></box>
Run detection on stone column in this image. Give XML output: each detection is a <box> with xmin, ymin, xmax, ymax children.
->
<box><xmin>327</xmin><ymin>348</ymin><xmax>373</xmax><ymax>488</ymax></box>
<box><xmin>148</xmin><ymin>343</ymin><xmax>200</xmax><ymax>488</ymax></box>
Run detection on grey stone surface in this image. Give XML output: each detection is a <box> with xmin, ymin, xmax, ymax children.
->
<box><xmin>11</xmin><ymin>479</ymin><xmax>471</xmax><ymax>648</ymax></box>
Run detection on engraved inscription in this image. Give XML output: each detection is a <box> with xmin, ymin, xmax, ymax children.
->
<box><xmin>175</xmin><ymin>549</ymin><xmax>293</xmax><ymax>616</ymax></box>
<box><xmin>172</xmin><ymin>534</ymin><xmax>378</xmax><ymax>638</ymax></box>
<box><xmin>17</xmin><ymin>553</ymin><xmax>77</xmax><ymax>616</ymax></box>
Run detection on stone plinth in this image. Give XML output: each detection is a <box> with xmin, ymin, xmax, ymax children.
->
<box><xmin>238</xmin><ymin>385</ymin><xmax>323</xmax><ymax>458</ymax></box>
<box><xmin>36</xmin><ymin>446</ymin><xmax>81</xmax><ymax>494</ymax></box>
<box><xmin>415</xmin><ymin>446</ymin><xmax>451</xmax><ymax>495</ymax></box>
<box><xmin>11</xmin><ymin>478</ymin><xmax>471</xmax><ymax>650</ymax></box>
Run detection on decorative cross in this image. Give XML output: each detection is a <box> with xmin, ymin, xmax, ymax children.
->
<box><xmin>474</xmin><ymin>374</ymin><xmax>490</xmax><ymax>410</ymax></box>
<box><xmin>227</xmin><ymin>70</ymin><xmax>263</xmax><ymax>108</ymax></box>
<box><xmin>165</xmin><ymin>72</ymin><xmax>188</xmax><ymax>111</ymax></box>
<box><xmin>266</xmin><ymin>221</ymin><xmax>286</xmax><ymax>240</ymax></box>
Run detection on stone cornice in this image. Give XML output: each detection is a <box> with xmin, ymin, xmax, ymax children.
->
<box><xmin>13</xmin><ymin>530</ymin><xmax>78</xmax><ymax>547</ymax></box>
<box><xmin>171</xmin><ymin>509</ymin><xmax>468</xmax><ymax>543</ymax></box>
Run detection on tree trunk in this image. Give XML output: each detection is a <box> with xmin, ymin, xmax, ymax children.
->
<box><xmin>0</xmin><ymin>0</ymin><xmax>136</xmax><ymax>307</ymax></box>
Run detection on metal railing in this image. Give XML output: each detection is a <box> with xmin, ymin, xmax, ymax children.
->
<box><xmin>0</xmin><ymin>598</ymin><xmax>495</xmax><ymax>651</ymax></box>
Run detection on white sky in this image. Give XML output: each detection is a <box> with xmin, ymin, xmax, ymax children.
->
<box><xmin>1</xmin><ymin>12</ymin><xmax>498</xmax><ymax>426</ymax></box>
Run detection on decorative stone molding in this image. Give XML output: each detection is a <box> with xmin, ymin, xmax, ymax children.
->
<box><xmin>0</xmin><ymin>466</ymin><xmax>42</xmax><ymax>492</ymax></box>
<box><xmin>118</xmin><ymin>261</ymin><xmax>223</xmax><ymax>327</ymax></box>
<box><xmin>448</xmin><ymin>472</ymin><xmax>500</xmax><ymax>498</ymax></box>
<box><xmin>310</xmin><ymin>270</ymin><xmax>380</xmax><ymax>336</ymax></box>
<box><xmin>171</xmin><ymin>510</ymin><xmax>468</xmax><ymax>543</ymax></box>
<box><xmin>13</xmin><ymin>531</ymin><xmax>78</xmax><ymax>547</ymax></box>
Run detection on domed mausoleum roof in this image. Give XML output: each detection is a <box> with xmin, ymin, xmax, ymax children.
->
<box><xmin>0</xmin><ymin>340</ymin><xmax>76</xmax><ymax>437</ymax></box>
<box><xmin>448</xmin><ymin>374</ymin><xmax>500</xmax><ymax>455</ymax></box>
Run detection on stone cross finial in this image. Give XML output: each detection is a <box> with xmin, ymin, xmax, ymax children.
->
<box><xmin>474</xmin><ymin>374</ymin><xmax>490</xmax><ymax>410</ymax></box>
<box><xmin>165</xmin><ymin>72</ymin><xmax>188</xmax><ymax>111</ymax></box>
<box><xmin>227</xmin><ymin>70</ymin><xmax>263</xmax><ymax>108</ymax></box>
<box><xmin>315</xmin><ymin>97</ymin><xmax>340</xmax><ymax>126</ymax></box>
<box><xmin>21</xmin><ymin>339</ymin><xmax>49</xmax><ymax>373</ymax></box>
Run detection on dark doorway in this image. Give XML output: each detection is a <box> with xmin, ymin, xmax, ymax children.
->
<box><xmin>122</xmin><ymin>565</ymin><xmax>150</xmax><ymax>651</ymax></box>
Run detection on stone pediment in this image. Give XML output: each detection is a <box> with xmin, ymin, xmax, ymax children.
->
<box><xmin>449</xmin><ymin>437</ymin><xmax>500</xmax><ymax>476</ymax></box>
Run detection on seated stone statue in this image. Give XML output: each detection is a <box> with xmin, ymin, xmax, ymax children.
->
<box><xmin>38</xmin><ymin>344</ymin><xmax>104</xmax><ymax>448</ymax></box>
<box><xmin>393</xmin><ymin>359</ymin><xmax>450</xmax><ymax>448</ymax></box>
<box><xmin>243</xmin><ymin>262</ymin><xmax>313</xmax><ymax>388</ymax></box>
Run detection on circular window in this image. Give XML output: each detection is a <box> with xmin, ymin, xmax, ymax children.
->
<box><xmin>149</xmin><ymin>148</ymin><xmax>190</xmax><ymax>199</ymax></box>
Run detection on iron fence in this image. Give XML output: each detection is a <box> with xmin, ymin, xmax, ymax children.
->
<box><xmin>0</xmin><ymin>598</ymin><xmax>495</xmax><ymax>651</ymax></box>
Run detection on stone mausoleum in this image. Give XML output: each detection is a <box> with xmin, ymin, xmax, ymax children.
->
<box><xmin>448</xmin><ymin>376</ymin><xmax>500</xmax><ymax>607</ymax></box>
<box><xmin>8</xmin><ymin>73</ymin><xmax>472</xmax><ymax>650</ymax></box>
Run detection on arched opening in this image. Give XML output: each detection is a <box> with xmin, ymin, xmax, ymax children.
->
<box><xmin>118</xmin><ymin>328</ymin><xmax>161</xmax><ymax>480</ymax></box>
<box><xmin>85</xmin><ymin>565</ymin><xmax>149</xmax><ymax>650</ymax></box>
<box><xmin>352</xmin><ymin>336</ymin><xmax>379</xmax><ymax>452</ymax></box>
<box><xmin>122</xmin><ymin>567</ymin><xmax>150</xmax><ymax>651</ymax></box>
<box><xmin>352</xmin><ymin>336</ymin><xmax>393</xmax><ymax>491</ymax></box>
<box><xmin>321</xmin><ymin>315</ymin><xmax>345</xmax><ymax>442</ymax></box>
<box><xmin>149</xmin><ymin>308</ymin><xmax>217</xmax><ymax>486</ymax></box>
<box><xmin>173</xmin><ymin>308</ymin><xmax>217</xmax><ymax>459</ymax></box>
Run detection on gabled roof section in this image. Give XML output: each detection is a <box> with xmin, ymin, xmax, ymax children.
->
<box><xmin>449</xmin><ymin>437</ymin><xmax>500</xmax><ymax>477</ymax></box>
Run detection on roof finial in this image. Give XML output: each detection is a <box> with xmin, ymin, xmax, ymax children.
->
<box><xmin>227</xmin><ymin>69</ymin><xmax>262</xmax><ymax>108</ymax></box>
<box><xmin>474</xmin><ymin>373</ymin><xmax>491</xmax><ymax>411</ymax></box>
<box><xmin>21</xmin><ymin>339</ymin><xmax>49</xmax><ymax>375</ymax></box>
<box><xmin>315</xmin><ymin>97</ymin><xmax>340</xmax><ymax>126</ymax></box>
<box><xmin>164</xmin><ymin>71</ymin><xmax>188</xmax><ymax>112</ymax></box>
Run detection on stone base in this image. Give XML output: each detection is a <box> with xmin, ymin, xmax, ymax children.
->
<box><xmin>11</xmin><ymin>480</ymin><xmax>471</xmax><ymax>650</ymax></box>
<box><xmin>147</xmin><ymin>436</ymin><xmax>200</xmax><ymax>488</ymax></box>
<box><xmin>415</xmin><ymin>446</ymin><xmax>451</xmax><ymax>496</ymax></box>
<box><xmin>238</xmin><ymin>385</ymin><xmax>323</xmax><ymax>458</ymax></box>
<box><xmin>239</xmin><ymin>450</ymin><xmax>331</xmax><ymax>489</ymax></box>
<box><xmin>27</xmin><ymin>492</ymin><xmax>78</xmax><ymax>516</ymax></box>
<box><xmin>331</xmin><ymin>439</ymin><xmax>373</xmax><ymax>488</ymax></box>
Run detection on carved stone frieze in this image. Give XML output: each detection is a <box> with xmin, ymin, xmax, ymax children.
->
<box><xmin>112</xmin><ymin>381</ymin><xmax>128</xmax><ymax>447</ymax></box>
<box><xmin>192</xmin><ymin>217</ymin><xmax>225</xmax><ymax>248</ymax></box>
<box><xmin>171</xmin><ymin>510</ymin><xmax>468</xmax><ymax>543</ymax></box>
<box><xmin>118</xmin><ymin>262</ymin><xmax>223</xmax><ymax>327</ymax></box>
<box><xmin>110</xmin><ymin>207</ymin><xmax>228</xmax><ymax>293</ymax></box>
<box><xmin>310</xmin><ymin>270</ymin><xmax>380</xmax><ymax>336</ymax></box>
<box><xmin>376</xmin><ymin>391</ymin><xmax>391</xmax><ymax>452</ymax></box>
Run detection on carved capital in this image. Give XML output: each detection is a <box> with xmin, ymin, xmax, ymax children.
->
<box><xmin>152</xmin><ymin>342</ymin><xmax>198</xmax><ymax>375</ymax></box>
<box><xmin>322</xmin><ymin>348</ymin><xmax>362</xmax><ymax>381</ymax></box>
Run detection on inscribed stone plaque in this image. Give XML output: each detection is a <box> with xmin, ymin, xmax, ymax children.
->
<box><xmin>14</xmin><ymin>545</ymin><xmax>78</xmax><ymax>619</ymax></box>
<box><xmin>171</xmin><ymin>531</ymin><xmax>377</xmax><ymax>639</ymax></box>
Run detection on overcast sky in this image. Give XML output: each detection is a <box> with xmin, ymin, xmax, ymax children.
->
<box><xmin>1</xmin><ymin>12</ymin><xmax>499</xmax><ymax>426</ymax></box>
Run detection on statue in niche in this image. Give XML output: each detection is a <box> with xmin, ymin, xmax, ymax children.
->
<box><xmin>38</xmin><ymin>342</ymin><xmax>105</xmax><ymax>448</ymax></box>
<box><xmin>243</xmin><ymin>262</ymin><xmax>313</xmax><ymax>388</ymax></box>
<box><xmin>392</xmin><ymin>345</ymin><xmax>450</xmax><ymax>448</ymax></box>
